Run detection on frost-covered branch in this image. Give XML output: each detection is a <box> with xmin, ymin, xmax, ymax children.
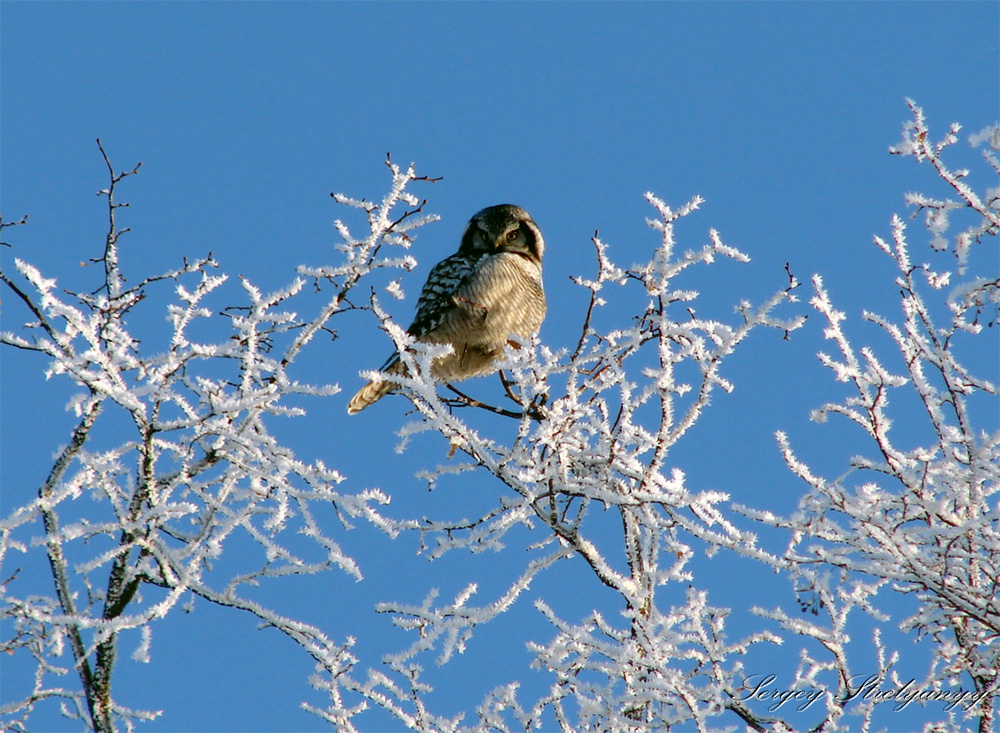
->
<box><xmin>891</xmin><ymin>98</ymin><xmax>1000</xmax><ymax>274</ymax></box>
<box><xmin>0</xmin><ymin>146</ymin><xmax>439</xmax><ymax>731</ymax></box>
<box><xmin>746</xmin><ymin>102</ymin><xmax>1000</xmax><ymax>733</ymax></box>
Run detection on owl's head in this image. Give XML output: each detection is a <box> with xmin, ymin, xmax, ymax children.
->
<box><xmin>460</xmin><ymin>204</ymin><xmax>544</xmax><ymax>264</ymax></box>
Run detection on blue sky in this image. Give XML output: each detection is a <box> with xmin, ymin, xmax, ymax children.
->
<box><xmin>2</xmin><ymin>2</ymin><xmax>998</xmax><ymax>731</ymax></box>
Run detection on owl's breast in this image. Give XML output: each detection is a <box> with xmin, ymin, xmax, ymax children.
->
<box><xmin>463</xmin><ymin>253</ymin><xmax>545</xmax><ymax>341</ymax></box>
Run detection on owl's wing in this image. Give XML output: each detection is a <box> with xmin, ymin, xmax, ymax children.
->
<box><xmin>407</xmin><ymin>252</ymin><xmax>482</xmax><ymax>337</ymax></box>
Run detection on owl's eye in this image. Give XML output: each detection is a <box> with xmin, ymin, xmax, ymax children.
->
<box><xmin>506</xmin><ymin>229</ymin><xmax>520</xmax><ymax>242</ymax></box>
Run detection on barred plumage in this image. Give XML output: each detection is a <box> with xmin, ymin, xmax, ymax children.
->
<box><xmin>347</xmin><ymin>204</ymin><xmax>546</xmax><ymax>413</ymax></box>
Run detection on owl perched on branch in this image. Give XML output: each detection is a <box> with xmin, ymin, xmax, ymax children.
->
<box><xmin>347</xmin><ymin>204</ymin><xmax>546</xmax><ymax>414</ymax></box>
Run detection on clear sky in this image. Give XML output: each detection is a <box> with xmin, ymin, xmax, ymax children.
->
<box><xmin>2</xmin><ymin>2</ymin><xmax>998</xmax><ymax>731</ymax></box>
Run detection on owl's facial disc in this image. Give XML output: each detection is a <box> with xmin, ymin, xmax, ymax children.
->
<box><xmin>459</xmin><ymin>204</ymin><xmax>543</xmax><ymax>262</ymax></box>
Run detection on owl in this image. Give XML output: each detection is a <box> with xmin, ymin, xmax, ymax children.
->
<box><xmin>347</xmin><ymin>204</ymin><xmax>546</xmax><ymax>414</ymax></box>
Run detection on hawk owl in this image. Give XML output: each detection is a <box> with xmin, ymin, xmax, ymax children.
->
<box><xmin>347</xmin><ymin>204</ymin><xmax>546</xmax><ymax>413</ymax></box>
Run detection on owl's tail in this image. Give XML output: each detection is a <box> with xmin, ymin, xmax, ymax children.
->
<box><xmin>346</xmin><ymin>379</ymin><xmax>395</xmax><ymax>414</ymax></box>
<box><xmin>346</xmin><ymin>357</ymin><xmax>404</xmax><ymax>414</ymax></box>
